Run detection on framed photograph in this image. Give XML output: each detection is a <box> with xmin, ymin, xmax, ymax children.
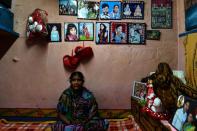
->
<box><xmin>99</xmin><ymin>1</ymin><xmax>121</xmax><ymax>20</ymax></box>
<box><xmin>128</xmin><ymin>23</ymin><xmax>146</xmax><ymax>44</ymax></box>
<box><xmin>79</xmin><ymin>22</ymin><xmax>94</xmax><ymax>41</ymax></box>
<box><xmin>47</xmin><ymin>23</ymin><xmax>62</xmax><ymax>42</ymax></box>
<box><xmin>122</xmin><ymin>1</ymin><xmax>144</xmax><ymax>19</ymax></box>
<box><xmin>64</xmin><ymin>22</ymin><xmax>79</xmax><ymax>42</ymax></box>
<box><xmin>110</xmin><ymin>22</ymin><xmax>127</xmax><ymax>44</ymax></box>
<box><xmin>146</xmin><ymin>30</ymin><xmax>161</xmax><ymax>40</ymax></box>
<box><xmin>96</xmin><ymin>22</ymin><xmax>110</xmax><ymax>44</ymax></box>
<box><xmin>78</xmin><ymin>1</ymin><xmax>99</xmax><ymax>19</ymax></box>
<box><xmin>132</xmin><ymin>81</ymin><xmax>147</xmax><ymax>100</ymax></box>
<box><xmin>171</xmin><ymin>95</ymin><xmax>197</xmax><ymax>131</ymax></box>
<box><xmin>59</xmin><ymin>0</ymin><xmax>77</xmax><ymax>15</ymax></box>
<box><xmin>151</xmin><ymin>0</ymin><xmax>172</xmax><ymax>29</ymax></box>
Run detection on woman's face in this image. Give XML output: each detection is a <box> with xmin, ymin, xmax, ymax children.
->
<box><xmin>188</xmin><ymin>113</ymin><xmax>193</xmax><ymax>123</ymax></box>
<box><xmin>116</xmin><ymin>26</ymin><xmax>122</xmax><ymax>33</ymax></box>
<box><xmin>100</xmin><ymin>24</ymin><xmax>104</xmax><ymax>30</ymax></box>
<box><xmin>70</xmin><ymin>75</ymin><xmax>83</xmax><ymax>90</ymax></box>
<box><xmin>70</xmin><ymin>27</ymin><xmax>76</xmax><ymax>35</ymax></box>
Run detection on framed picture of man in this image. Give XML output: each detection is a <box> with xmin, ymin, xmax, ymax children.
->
<box><xmin>99</xmin><ymin>1</ymin><xmax>121</xmax><ymax>20</ymax></box>
<box><xmin>128</xmin><ymin>23</ymin><xmax>146</xmax><ymax>44</ymax></box>
<box><xmin>64</xmin><ymin>22</ymin><xmax>79</xmax><ymax>42</ymax></box>
<box><xmin>122</xmin><ymin>1</ymin><xmax>144</xmax><ymax>19</ymax></box>
<box><xmin>47</xmin><ymin>23</ymin><xmax>61</xmax><ymax>42</ymax></box>
<box><xmin>79</xmin><ymin>22</ymin><xmax>94</xmax><ymax>41</ymax></box>
<box><xmin>151</xmin><ymin>0</ymin><xmax>172</xmax><ymax>29</ymax></box>
<box><xmin>59</xmin><ymin>0</ymin><xmax>77</xmax><ymax>15</ymax></box>
<box><xmin>110</xmin><ymin>22</ymin><xmax>127</xmax><ymax>44</ymax></box>
<box><xmin>77</xmin><ymin>1</ymin><xmax>99</xmax><ymax>19</ymax></box>
<box><xmin>96</xmin><ymin>22</ymin><xmax>110</xmax><ymax>44</ymax></box>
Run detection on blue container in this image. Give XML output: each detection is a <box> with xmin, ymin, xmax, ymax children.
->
<box><xmin>0</xmin><ymin>6</ymin><xmax>13</xmax><ymax>32</ymax></box>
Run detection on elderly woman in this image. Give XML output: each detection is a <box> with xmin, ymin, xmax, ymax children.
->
<box><xmin>56</xmin><ymin>71</ymin><xmax>108</xmax><ymax>131</ymax></box>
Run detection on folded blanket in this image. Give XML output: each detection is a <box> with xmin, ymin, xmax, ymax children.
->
<box><xmin>107</xmin><ymin>115</ymin><xmax>141</xmax><ymax>131</ymax></box>
<box><xmin>0</xmin><ymin>119</ymin><xmax>51</xmax><ymax>131</ymax></box>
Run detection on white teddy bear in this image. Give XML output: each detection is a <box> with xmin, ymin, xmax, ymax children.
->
<box><xmin>151</xmin><ymin>97</ymin><xmax>163</xmax><ymax>113</ymax></box>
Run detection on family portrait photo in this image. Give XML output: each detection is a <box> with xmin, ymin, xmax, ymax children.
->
<box><xmin>64</xmin><ymin>22</ymin><xmax>79</xmax><ymax>41</ymax></box>
<box><xmin>79</xmin><ymin>22</ymin><xmax>94</xmax><ymax>41</ymax></box>
<box><xmin>96</xmin><ymin>22</ymin><xmax>110</xmax><ymax>44</ymax></box>
<box><xmin>47</xmin><ymin>23</ymin><xmax>61</xmax><ymax>42</ymax></box>
<box><xmin>59</xmin><ymin>0</ymin><xmax>77</xmax><ymax>15</ymax></box>
<box><xmin>110</xmin><ymin>22</ymin><xmax>127</xmax><ymax>44</ymax></box>
<box><xmin>99</xmin><ymin>1</ymin><xmax>121</xmax><ymax>20</ymax></box>
<box><xmin>122</xmin><ymin>1</ymin><xmax>144</xmax><ymax>19</ymax></box>
<box><xmin>128</xmin><ymin>23</ymin><xmax>146</xmax><ymax>44</ymax></box>
<box><xmin>77</xmin><ymin>1</ymin><xmax>99</xmax><ymax>19</ymax></box>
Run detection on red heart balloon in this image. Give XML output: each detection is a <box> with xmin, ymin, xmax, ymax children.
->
<box><xmin>63</xmin><ymin>55</ymin><xmax>80</xmax><ymax>70</ymax></box>
<box><xmin>75</xmin><ymin>46</ymin><xmax>93</xmax><ymax>61</ymax></box>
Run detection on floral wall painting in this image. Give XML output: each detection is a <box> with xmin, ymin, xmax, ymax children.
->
<box><xmin>59</xmin><ymin>0</ymin><xmax>77</xmax><ymax>15</ymax></box>
<box><xmin>47</xmin><ymin>23</ymin><xmax>62</xmax><ymax>42</ymax></box>
<box><xmin>128</xmin><ymin>23</ymin><xmax>146</xmax><ymax>44</ymax></box>
<box><xmin>96</xmin><ymin>22</ymin><xmax>110</xmax><ymax>44</ymax></box>
<box><xmin>99</xmin><ymin>1</ymin><xmax>122</xmax><ymax>20</ymax></box>
<box><xmin>110</xmin><ymin>22</ymin><xmax>127</xmax><ymax>44</ymax></box>
<box><xmin>151</xmin><ymin>0</ymin><xmax>172</xmax><ymax>29</ymax></box>
<box><xmin>146</xmin><ymin>30</ymin><xmax>161</xmax><ymax>40</ymax></box>
<box><xmin>64</xmin><ymin>22</ymin><xmax>79</xmax><ymax>42</ymax></box>
<box><xmin>122</xmin><ymin>1</ymin><xmax>144</xmax><ymax>19</ymax></box>
<box><xmin>78</xmin><ymin>1</ymin><xmax>99</xmax><ymax>19</ymax></box>
<box><xmin>79</xmin><ymin>22</ymin><xmax>94</xmax><ymax>41</ymax></box>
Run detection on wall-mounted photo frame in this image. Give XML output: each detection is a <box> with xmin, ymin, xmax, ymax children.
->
<box><xmin>128</xmin><ymin>23</ymin><xmax>146</xmax><ymax>44</ymax></box>
<box><xmin>146</xmin><ymin>30</ymin><xmax>161</xmax><ymax>40</ymax></box>
<box><xmin>110</xmin><ymin>22</ymin><xmax>127</xmax><ymax>44</ymax></box>
<box><xmin>59</xmin><ymin>0</ymin><xmax>77</xmax><ymax>16</ymax></box>
<box><xmin>77</xmin><ymin>1</ymin><xmax>99</xmax><ymax>19</ymax></box>
<box><xmin>64</xmin><ymin>22</ymin><xmax>79</xmax><ymax>42</ymax></box>
<box><xmin>100</xmin><ymin>1</ymin><xmax>121</xmax><ymax>20</ymax></box>
<box><xmin>122</xmin><ymin>1</ymin><xmax>144</xmax><ymax>19</ymax></box>
<box><xmin>151</xmin><ymin>0</ymin><xmax>172</xmax><ymax>29</ymax></box>
<box><xmin>96</xmin><ymin>22</ymin><xmax>110</xmax><ymax>44</ymax></box>
<box><xmin>132</xmin><ymin>81</ymin><xmax>147</xmax><ymax>100</ymax></box>
<box><xmin>79</xmin><ymin>22</ymin><xmax>94</xmax><ymax>41</ymax></box>
<box><xmin>47</xmin><ymin>23</ymin><xmax>62</xmax><ymax>42</ymax></box>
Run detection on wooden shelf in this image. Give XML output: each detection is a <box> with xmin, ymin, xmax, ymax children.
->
<box><xmin>0</xmin><ymin>27</ymin><xmax>19</xmax><ymax>59</ymax></box>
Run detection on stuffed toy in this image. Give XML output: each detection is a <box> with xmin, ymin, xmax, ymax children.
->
<box><xmin>150</xmin><ymin>97</ymin><xmax>163</xmax><ymax>113</ymax></box>
<box><xmin>26</xmin><ymin>8</ymin><xmax>48</xmax><ymax>40</ymax></box>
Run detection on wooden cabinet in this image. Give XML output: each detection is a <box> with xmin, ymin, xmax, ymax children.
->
<box><xmin>131</xmin><ymin>97</ymin><xmax>169</xmax><ymax>131</ymax></box>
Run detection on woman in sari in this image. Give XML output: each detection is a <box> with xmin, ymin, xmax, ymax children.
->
<box><xmin>55</xmin><ymin>71</ymin><xmax>108</xmax><ymax>131</ymax></box>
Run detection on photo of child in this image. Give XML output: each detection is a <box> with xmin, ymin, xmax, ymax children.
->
<box><xmin>47</xmin><ymin>23</ymin><xmax>62</xmax><ymax>42</ymax></box>
<box><xmin>64</xmin><ymin>23</ymin><xmax>78</xmax><ymax>41</ymax></box>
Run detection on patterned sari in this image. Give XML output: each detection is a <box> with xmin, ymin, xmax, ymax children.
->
<box><xmin>55</xmin><ymin>87</ymin><xmax>108</xmax><ymax>131</ymax></box>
